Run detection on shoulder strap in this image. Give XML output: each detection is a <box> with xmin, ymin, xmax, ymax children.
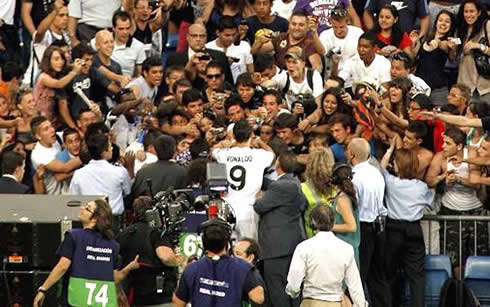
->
<box><xmin>306</xmin><ymin>68</ymin><xmax>314</xmax><ymax>91</ymax></box>
<box><xmin>282</xmin><ymin>72</ymin><xmax>290</xmax><ymax>95</ymax></box>
<box><xmin>484</xmin><ymin>20</ymin><xmax>489</xmax><ymax>43</ymax></box>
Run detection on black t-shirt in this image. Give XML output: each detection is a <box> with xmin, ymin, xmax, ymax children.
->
<box><xmin>92</xmin><ymin>54</ymin><xmax>123</xmax><ymax>75</ymax></box>
<box><xmin>365</xmin><ymin>0</ymin><xmax>429</xmax><ymax>33</ymax></box>
<box><xmin>59</xmin><ymin>68</ymin><xmax>110</xmax><ymax>119</ymax></box>
<box><xmin>118</xmin><ymin>223</ymin><xmax>178</xmax><ymax>305</ymax></box>
<box><xmin>245</xmin><ymin>15</ymin><xmax>289</xmax><ymax>45</ymax></box>
<box><xmin>25</xmin><ymin>0</ymin><xmax>54</xmax><ymax>28</ymax></box>
<box><xmin>134</xmin><ymin>23</ymin><xmax>153</xmax><ymax>45</ymax></box>
<box><xmin>483</xmin><ymin>117</ymin><xmax>490</xmax><ymax>132</ymax></box>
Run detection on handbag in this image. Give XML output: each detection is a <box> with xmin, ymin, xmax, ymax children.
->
<box><xmin>473</xmin><ymin>21</ymin><xmax>490</xmax><ymax>79</ymax></box>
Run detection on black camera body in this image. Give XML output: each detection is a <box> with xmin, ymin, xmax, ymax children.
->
<box><xmin>292</xmin><ymin>93</ymin><xmax>317</xmax><ymax>116</ymax></box>
<box><xmin>145</xmin><ymin>163</ymin><xmax>235</xmax><ymax>243</ymax></box>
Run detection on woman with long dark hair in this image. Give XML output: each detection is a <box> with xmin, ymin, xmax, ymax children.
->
<box><xmin>373</xmin><ymin>5</ymin><xmax>414</xmax><ymax>59</ymax></box>
<box><xmin>380</xmin><ymin>144</ymin><xmax>434</xmax><ymax>307</ymax></box>
<box><xmin>299</xmin><ymin>87</ymin><xmax>353</xmax><ymax>134</ymax></box>
<box><xmin>415</xmin><ymin>10</ymin><xmax>458</xmax><ymax>106</ymax></box>
<box><xmin>456</xmin><ymin>0</ymin><xmax>490</xmax><ymax>98</ymax></box>
<box><xmin>33</xmin><ymin>45</ymin><xmax>82</xmax><ymax>127</ymax></box>
<box><xmin>33</xmin><ymin>199</ymin><xmax>140</xmax><ymax>307</ymax></box>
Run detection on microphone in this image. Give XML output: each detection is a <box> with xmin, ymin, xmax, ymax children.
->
<box><xmin>74</xmin><ymin>87</ymin><xmax>94</xmax><ymax>108</ymax></box>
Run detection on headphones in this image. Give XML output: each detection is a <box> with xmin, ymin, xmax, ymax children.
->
<box><xmin>331</xmin><ymin>163</ymin><xmax>352</xmax><ymax>185</ymax></box>
<box><xmin>198</xmin><ymin>218</ymin><xmax>233</xmax><ymax>239</ymax></box>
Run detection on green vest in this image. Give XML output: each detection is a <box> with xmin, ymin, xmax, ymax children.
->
<box><xmin>301</xmin><ymin>182</ymin><xmax>336</xmax><ymax>238</ymax></box>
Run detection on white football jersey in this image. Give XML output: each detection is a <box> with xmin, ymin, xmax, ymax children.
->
<box><xmin>212</xmin><ymin>147</ymin><xmax>274</xmax><ymax>205</ymax></box>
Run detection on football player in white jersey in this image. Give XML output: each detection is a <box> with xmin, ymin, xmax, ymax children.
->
<box><xmin>212</xmin><ymin>120</ymin><xmax>275</xmax><ymax>240</ymax></box>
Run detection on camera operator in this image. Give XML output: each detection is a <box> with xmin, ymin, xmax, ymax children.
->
<box><xmin>118</xmin><ymin>196</ymin><xmax>184</xmax><ymax>306</ymax></box>
<box><xmin>173</xmin><ymin>219</ymin><xmax>265</xmax><ymax>307</ymax></box>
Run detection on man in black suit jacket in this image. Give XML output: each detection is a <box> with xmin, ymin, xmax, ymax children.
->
<box><xmin>165</xmin><ymin>23</ymin><xmax>234</xmax><ymax>85</ymax></box>
<box><xmin>254</xmin><ymin>151</ymin><xmax>306</xmax><ymax>307</ymax></box>
<box><xmin>0</xmin><ymin>151</ymin><xmax>31</xmax><ymax>194</ymax></box>
<box><xmin>131</xmin><ymin>134</ymin><xmax>186</xmax><ymax>198</ymax></box>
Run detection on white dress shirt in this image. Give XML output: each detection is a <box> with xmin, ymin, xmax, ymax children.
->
<box><xmin>352</xmin><ymin>160</ymin><xmax>387</xmax><ymax>222</ymax></box>
<box><xmin>69</xmin><ymin>159</ymin><xmax>131</xmax><ymax>215</ymax></box>
<box><xmin>286</xmin><ymin>231</ymin><xmax>367</xmax><ymax>307</ymax></box>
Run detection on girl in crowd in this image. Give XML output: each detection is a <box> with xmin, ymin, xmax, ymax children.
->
<box><xmin>456</xmin><ymin>0</ymin><xmax>490</xmax><ymax>98</ymax></box>
<box><xmin>33</xmin><ymin>46</ymin><xmax>82</xmax><ymax>128</ymax></box>
<box><xmin>299</xmin><ymin>87</ymin><xmax>352</xmax><ymax>134</ymax></box>
<box><xmin>373</xmin><ymin>5</ymin><xmax>414</xmax><ymax>59</ymax></box>
<box><xmin>415</xmin><ymin>10</ymin><xmax>457</xmax><ymax>106</ymax></box>
<box><xmin>205</xmin><ymin>0</ymin><xmax>247</xmax><ymax>42</ymax></box>
<box><xmin>380</xmin><ymin>144</ymin><xmax>434</xmax><ymax>307</ymax></box>
<box><xmin>15</xmin><ymin>88</ymin><xmax>39</xmax><ymax>149</ymax></box>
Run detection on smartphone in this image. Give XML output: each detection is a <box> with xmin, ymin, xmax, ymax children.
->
<box><xmin>198</xmin><ymin>54</ymin><xmax>211</xmax><ymax>61</ymax></box>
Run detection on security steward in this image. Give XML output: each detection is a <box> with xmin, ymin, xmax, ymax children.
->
<box><xmin>118</xmin><ymin>196</ymin><xmax>185</xmax><ymax>306</ymax></box>
<box><xmin>173</xmin><ymin>218</ymin><xmax>265</xmax><ymax>307</ymax></box>
<box><xmin>33</xmin><ymin>199</ymin><xmax>139</xmax><ymax>307</ymax></box>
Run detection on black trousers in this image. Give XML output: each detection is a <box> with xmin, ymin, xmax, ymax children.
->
<box><xmin>359</xmin><ymin>222</ymin><xmax>391</xmax><ymax>307</ymax></box>
<box><xmin>385</xmin><ymin>219</ymin><xmax>425</xmax><ymax>307</ymax></box>
<box><xmin>262</xmin><ymin>256</ymin><xmax>300</xmax><ymax>307</ymax></box>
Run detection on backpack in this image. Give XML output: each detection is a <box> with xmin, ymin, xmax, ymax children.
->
<box><xmin>281</xmin><ymin>68</ymin><xmax>315</xmax><ymax>96</ymax></box>
<box><xmin>439</xmin><ymin>278</ymin><xmax>481</xmax><ymax>307</ymax></box>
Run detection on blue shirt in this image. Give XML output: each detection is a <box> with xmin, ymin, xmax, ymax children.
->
<box><xmin>56</xmin><ymin>149</ymin><xmax>72</xmax><ymax>163</ymax></box>
<box><xmin>69</xmin><ymin>160</ymin><xmax>131</xmax><ymax>215</ymax></box>
<box><xmin>330</xmin><ymin>143</ymin><xmax>347</xmax><ymax>163</ymax></box>
<box><xmin>382</xmin><ymin>168</ymin><xmax>434</xmax><ymax>221</ymax></box>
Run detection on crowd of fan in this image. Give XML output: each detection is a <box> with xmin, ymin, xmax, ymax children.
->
<box><xmin>1</xmin><ymin>0</ymin><xmax>490</xmax><ymax>306</ymax></box>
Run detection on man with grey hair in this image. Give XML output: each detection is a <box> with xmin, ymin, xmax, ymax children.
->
<box><xmin>286</xmin><ymin>205</ymin><xmax>367</xmax><ymax>307</ymax></box>
<box><xmin>345</xmin><ymin>138</ymin><xmax>390</xmax><ymax>307</ymax></box>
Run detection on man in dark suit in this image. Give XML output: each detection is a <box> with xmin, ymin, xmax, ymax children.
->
<box><xmin>254</xmin><ymin>151</ymin><xmax>306</xmax><ymax>307</ymax></box>
<box><xmin>165</xmin><ymin>23</ymin><xmax>234</xmax><ymax>85</ymax></box>
<box><xmin>131</xmin><ymin>134</ymin><xmax>187</xmax><ymax>198</ymax></box>
<box><xmin>0</xmin><ymin>151</ymin><xmax>31</xmax><ymax>194</ymax></box>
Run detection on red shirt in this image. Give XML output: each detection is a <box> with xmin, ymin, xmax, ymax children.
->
<box><xmin>376</xmin><ymin>32</ymin><xmax>413</xmax><ymax>50</ymax></box>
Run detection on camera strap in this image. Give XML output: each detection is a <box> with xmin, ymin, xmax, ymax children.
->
<box><xmin>282</xmin><ymin>68</ymin><xmax>314</xmax><ymax>96</ymax></box>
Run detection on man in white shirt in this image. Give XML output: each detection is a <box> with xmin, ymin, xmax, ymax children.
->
<box><xmin>271</xmin><ymin>46</ymin><xmax>323</xmax><ymax>109</ymax></box>
<box><xmin>338</xmin><ymin>31</ymin><xmax>391</xmax><ymax>90</ymax></box>
<box><xmin>319</xmin><ymin>7</ymin><xmax>363</xmax><ymax>76</ymax></box>
<box><xmin>212</xmin><ymin>120</ymin><xmax>275</xmax><ymax>240</ymax></box>
<box><xmin>345</xmin><ymin>138</ymin><xmax>390</xmax><ymax>307</ymax></box>
<box><xmin>68</xmin><ymin>0</ymin><xmax>121</xmax><ymax>42</ymax></box>
<box><xmin>286</xmin><ymin>205</ymin><xmax>366</xmax><ymax>307</ymax></box>
<box><xmin>23</xmin><ymin>0</ymin><xmax>70</xmax><ymax>87</ymax></box>
<box><xmin>69</xmin><ymin>133</ymin><xmax>131</xmax><ymax>234</ymax></box>
<box><xmin>127</xmin><ymin>55</ymin><xmax>163</xmax><ymax>103</ymax></box>
<box><xmin>31</xmin><ymin>116</ymin><xmax>82</xmax><ymax>195</ymax></box>
<box><xmin>206</xmin><ymin>16</ymin><xmax>253</xmax><ymax>83</ymax></box>
<box><xmin>111</xmin><ymin>10</ymin><xmax>147</xmax><ymax>77</ymax></box>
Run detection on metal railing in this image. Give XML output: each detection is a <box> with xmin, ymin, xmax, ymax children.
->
<box><xmin>422</xmin><ymin>214</ymin><xmax>490</xmax><ymax>278</ymax></box>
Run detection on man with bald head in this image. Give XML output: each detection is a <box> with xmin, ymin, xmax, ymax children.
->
<box><xmin>165</xmin><ymin>23</ymin><xmax>234</xmax><ymax>84</ymax></box>
<box><xmin>345</xmin><ymin>138</ymin><xmax>390</xmax><ymax>307</ymax></box>
<box><xmin>93</xmin><ymin>29</ymin><xmax>130</xmax><ymax>91</ymax></box>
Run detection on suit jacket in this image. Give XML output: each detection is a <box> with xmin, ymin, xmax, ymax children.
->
<box><xmin>165</xmin><ymin>48</ymin><xmax>234</xmax><ymax>85</ymax></box>
<box><xmin>254</xmin><ymin>173</ymin><xmax>307</xmax><ymax>260</ymax></box>
<box><xmin>131</xmin><ymin>160</ymin><xmax>187</xmax><ymax>198</ymax></box>
<box><xmin>0</xmin><ymin>176</ymin><xmax>32</xmax><ymax>194</ymax></box>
